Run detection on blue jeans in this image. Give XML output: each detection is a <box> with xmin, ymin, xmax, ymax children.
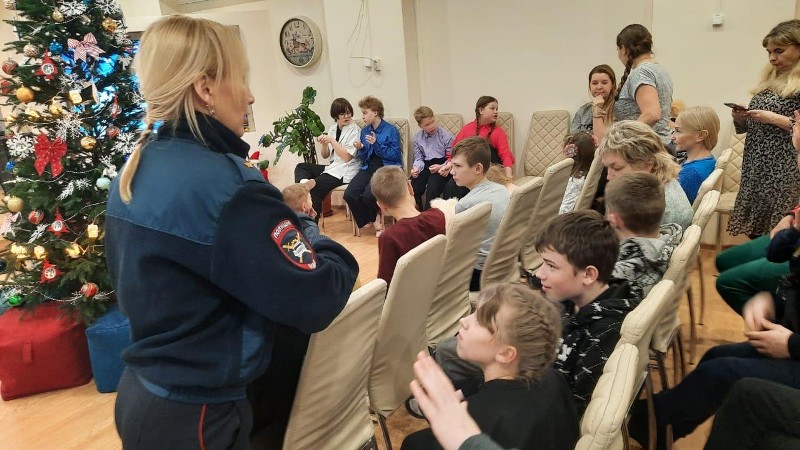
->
<box><xmin>654</xmin><ymin>342</ymin><xmax>800</xmax><ymax>440</ymax></box>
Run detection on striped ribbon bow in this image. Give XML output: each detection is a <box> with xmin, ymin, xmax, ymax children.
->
<box><xmin>68</xmin><ymin>33</ymin><xmax>105</xmax><ymax>62</ymax></box>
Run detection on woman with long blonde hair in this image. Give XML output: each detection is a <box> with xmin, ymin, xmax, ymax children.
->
<box><xmin>600</xmin><ymin>120</ymin><xmax>693</xmax><ymax>230</ymax></box>
<box><xmin>728</xmin><ymin>19</ymin><xmax>800</xmax><ymax>237</ymax></box>
<box><xmin>105</xmin><ymin>15</ymin><xmax>358</xmax><ymax>448</ymax></box>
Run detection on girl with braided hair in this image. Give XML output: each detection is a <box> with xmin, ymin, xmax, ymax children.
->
<box><xmin>402</xmin><ymin>283</ymin><xmax>579</xmax><ymax>450</ymax></box>
<box><xmin>441</xmin><ymin>96</ymin><xmax>515</xmax><ymax>199</ymax></box>
<box><xmin>614</xmin><ymin>24</ymin><xmax>675</xmax><ymax>152</ymax></box>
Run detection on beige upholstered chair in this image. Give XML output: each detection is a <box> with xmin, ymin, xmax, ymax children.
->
<box><xmin>496</xmin><ymin>112</ymin><xmax>515</xmax><ymax>159</ymax></box>
<box><xmin>715</xmin><ymin>147</ymin><xmax>733</xmax><ymax>172</ymax></box>
<box><xmin>692</xmin><ymin>190</ymin><xmax>720</xmax><ymax>327</ymax></box>
<box><xmin>715</xmin><ymin>133</ymin><xmax>745</xmax><ymax>252</ymax></box>
<box><xmin>426</xmin><ymin>202</ymin><xmax>492</xmax><ymax>345</ymax></box>
<box><xmin>515</xmin><ymin>110</ymin><xmax>570</xmax><ymax>185</ymax></box>
<box><xmin>282</xmin><ymin>279</ymin><xmax>387</xmax><ymax>450</ymax></box>
<box><xmin>576</xmin><ymin>343</ymin><xmax>640</xmax><ymax>450</ymax></box>
<box><xmin>434</xmin><ymin>113</ymin><xmax>464</xmax><ymax>137</ymax></box>
<box><xmin>519</xmin><ymin>158</ymin><xmax>575</xmax><ymax>273</ymax></box>
<box><xmin>479</xmin><ymin>178</ymin><xmax>544</xmax><ymax>288</ymax></box>
<box><xmin>350</xmin><ymin>118</ymin><xmax>409</xmax><ymax>236</ymax></box>
<box><xmin>573</xmin><ymin>148</ymin><xmax>604</xmax><ymax>211</ymax></box>
<box><xmin>369</xmin><ymin>235</ymin><xmax>447</xmax><ymax>448</ymax></box>
<box><xmin>661</xmin><ymin>225</ymin><xmax>703</xmax><ymax>365</ymax></box>
<box><xmin>691</xmin><ymin>168</ymin><xmax>723</xmax><ymax>211</ymax></box>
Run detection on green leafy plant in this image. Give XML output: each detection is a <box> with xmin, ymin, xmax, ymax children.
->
<box><xmin>259</xmin><ymin>86</ymin><xmax>326</xmax><ymax>166</ymax></box>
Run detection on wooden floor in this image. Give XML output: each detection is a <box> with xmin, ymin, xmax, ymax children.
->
<box><xmin>0</xmin><ymin>207</ymin><xmax>745</xmax><ymax>450</ymax></box>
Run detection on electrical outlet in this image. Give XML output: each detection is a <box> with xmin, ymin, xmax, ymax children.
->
<box><xmin>712</xmin><ymin>13</ymin><xmax>724</xmax><ymax>26</ymax></box>
<box><xmin>363</xmin><ymin>57</ymin><xmax>373</xmax><ymax>69</ymax></box>
<box><xmin>372</xmin><ymin>58</ymin><xmax>382</xmax><ymax>72</ymax></box>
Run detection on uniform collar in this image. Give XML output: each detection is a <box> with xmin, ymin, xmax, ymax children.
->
<box><xmin>159</xmin><ymin>113</ymin><xmax>250</xmax><ymax>159</ymax></box>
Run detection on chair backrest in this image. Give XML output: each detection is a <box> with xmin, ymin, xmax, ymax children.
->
<box><xmin>654</xmin><ymin>225</ymin><xmax>702</xmax><ymax>353</ymax></box>
<box><xmin>283</xmin><ymin>279</ymin><xmax>387</xmax><ymax>450</ymax></box>
<box><xmin>722</xmin><ymin>133</ymin><xmax>745</xmax><ymax>194</ymax></box>
<box><xmin>715</xmin><ymin>147</ymin><xmax>733</xmax><ymax>173</ymax></box>
<box><xmin>434</xmin><ymin>113</ymin><xmax>464</xmax><ymax>138</ymax></box>
<box><xmin>427</xmin><ymin>202</ymin><xmax>492</xmax><ymax>345</ymax></box>
<box><xmin>691</xmin><ymin>168</ymin><xmax>723</xmax><ymax>211</ymax></box>
<box><xmin>496</xmin><ymin>111</ymin><xmax>515</xmax><ymax>157</ymax></box>
<box><xmin>573</xmin><ymin>148</ymin><xmax>604</xmax><ymax>211</ymax></box>
<box><xmin>355</xmin><ymin>118</ymin><xmax>410</xmax><ymax>174</ymax></box>
<box><xmin>692</xmin><ymin>190</ymin><xmax>720</xmax><ymax>230</ymax></box>
<box><xmin>617</xmin><ymin>280</ymin><xmax>675</xmax><ymax>367</ymax></box>
<box><xmin>576</xmin><ymin>343</ymin><xmax>640</xmax><ymax>450</ymax></box>
<box><xmin>522</xmin><ymin>110</ymin><xmax>570</xmax><ymax>178</ymax></box>
<box><xmin>519</xmin><ymin>158</ymin><xmax>575</xmax><ymax>272</ymax></box>
<box><xmin>479</xmin><ymin>177</ymin><xmax>544</xmax><ymax>287</ymax></box>
<box><xmin>369</xmin><ymin>235</ymin><xmax>447</xmax><ymax>416</ymax></box>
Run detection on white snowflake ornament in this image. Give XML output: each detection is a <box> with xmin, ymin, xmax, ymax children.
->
<box><xmin>7</xmin><ymin>135</ymin><xmax>34</xmax><ymax>159</ymax></box>
<box><xmin>95</xmin><ymin>0</ymin><xmax>122</xmax><ymax>15</ymax></box>
<box><xmin>59</xmin><ymin>1</ymin><xmax>88</xmax><ymax>17</ymax></box>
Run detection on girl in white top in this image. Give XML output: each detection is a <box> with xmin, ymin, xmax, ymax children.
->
<box><xmin>559</xmin><ymin>131</ymin><xmax>597</xmax><ymax>214</ymax></box>
<box><xmin>293</xmin><ymin>97</ymin><xmax>362</xmax><ymax>221</ymax></box>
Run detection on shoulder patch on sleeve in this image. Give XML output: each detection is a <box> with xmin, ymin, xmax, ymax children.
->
<box><xmin>271</xmin><ymin>220</ymin><xmax>317</xmax><ymax>270</ymax></box>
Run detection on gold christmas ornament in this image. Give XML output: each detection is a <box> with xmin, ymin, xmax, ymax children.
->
<box><xmin>16</xmin><ymin>86</ymin><xmax>34</xmax><ymax>103</ymax></box>
<box><xmin>23</xmin><ymin>43</ymin><xmax>38</xmax><ymax>58</ymax></box>
<box><xmin>49</xmin><ymin>98</ymin><xmax>64</xmax><ymax>117</ymax></box>
<box><xmin>87</xmin><ymin>223</ymin><xmax>99</xmax><ymax>239</ymax></box>
<box><xmin>52</xmin><ymin>9</ymin><xmax>64</xmax><ymax>22</ymax></box>
<box><xmin>68</xmin><ymin>89</ymin><xmax>82</xmax><ymax>104</ymax></box>
<box><xmin>80</xmin><ymin>15</ymin><xmax>91</xmax><ymax>25</ymax></box>
<box><xmin>33</xmin><ymin>245</ymin><xmax>47</xmax><ymax>260</ymax></box>
<box><xmin>6</xmin><ymin>196</ymin><xmax>23</xmax><ymax>213</ymax></box>
<box><xmin>25</xmin><ymin>108</ymin><xmax>40</xmax><ymax>122</ymax></box>
<box><xmin>80</xmin><ymin>136</ymin><xmax>97</xmax><ymax>150</ymax></box>
<box><xmin>102</xmin><ymin>17</ymin><xmax>117</xmax><ymax>32</ymax></box>
<box><xmin>4</xmin><ymin>114</ymin><xmax>16</xmax><ymax>127</ymax></box>
<box><xmin>65</xmin><ymin>242</ymin><xmax>82</xmax><ymax>258</ymax></box>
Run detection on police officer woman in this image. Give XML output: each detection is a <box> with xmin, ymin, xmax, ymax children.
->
<box><xmin>105</xmin><ymin>15</ymin><xmax>359</xmax><ymax>449</ymax></box>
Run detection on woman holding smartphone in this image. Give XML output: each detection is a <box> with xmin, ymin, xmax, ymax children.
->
<box><xmin>728</xmin><ymin>19</ymin><xmax>800</xmax><ymax>237</ymax></box>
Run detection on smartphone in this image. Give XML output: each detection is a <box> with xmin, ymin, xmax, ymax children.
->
<box><xmin>724</xmin><ymin>102</ymin><xmax>748</xmax><ymax>112</ymax></box>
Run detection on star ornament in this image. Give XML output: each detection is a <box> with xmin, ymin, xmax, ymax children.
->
<box><xmin>40</xmin><ymin>260</ymin><xmax>63</xmax><ymax>284</ymax></box>
<box><xmin>48</xmin><ymin>210</ymin><xmax>70</xmax><ymax>237</ymax></box>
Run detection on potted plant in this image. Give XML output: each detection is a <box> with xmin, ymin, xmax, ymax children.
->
<box><xmin>259</xmin><ymin>86</ymin><xmax>326</xmax><ymax>166</ymax></box>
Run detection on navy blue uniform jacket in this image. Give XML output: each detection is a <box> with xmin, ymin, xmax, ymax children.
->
<box><xmin>105</xmin><ymin>116</ymin><xmax>359</xmax><ymax>403</ymax></box>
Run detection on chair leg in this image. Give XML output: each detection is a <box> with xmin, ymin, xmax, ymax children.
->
<box><xmin>686</xmin><ymin>287</ymin><xmax>697</xmax><ymax>365</ymax></box>
<box><xmin>698</xmin><ymin>256</ymin><xmax>706</xmax><ymax>325</ymax></box>
<box><xmin>376</xmin><ymin>412</ymin><xmax>392</xmax><ymax>450</ymax></box>
<box><xmin>715</xmin><ymin>211</ymin><xmax>725</xmax><ymax>254</ymax></box>
<box><xmin>622</xmin><ymin>417</ymin><xmax>632</xmax><ymax>450</ymax></box>
<box><xmin>645</xmin><ymin>372</ymin><xmax>674</xmax><ymax>450</ymax></box>
<box><xmin>654</xmin><ymin>351</ymin><xmax>670</xmax><ymax>390</ymax></box>
<box><xmin>674</xmin><ymin>331</ymin><xmax>687</xmax><ymax>381</ymax></box>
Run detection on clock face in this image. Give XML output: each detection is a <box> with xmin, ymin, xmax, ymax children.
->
<box><xmin>280</xmin><ymin>18</ymin><xmax>319</xmax><ymax>67</ymax></box>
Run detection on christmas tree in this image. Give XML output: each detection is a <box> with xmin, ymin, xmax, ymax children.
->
<box><xmin>0</xmin><ymin>0</ymin><xmax>142</xmax><ymax>322</ymax></box>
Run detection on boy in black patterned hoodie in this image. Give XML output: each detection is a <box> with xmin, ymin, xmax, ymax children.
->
<box><xmin>606</xmin><ymin>172</ymin><xmax>683</xmax><ymax>303</ymax></box>
<box><xmin>533</xmin><ymin>210</ymin><xmax>637</xmax><ymax>415</ymax></box>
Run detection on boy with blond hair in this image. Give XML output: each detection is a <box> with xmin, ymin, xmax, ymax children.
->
<box><xmin>371</xmin><ymin>166</ymin><xmax>446</xmax><ymax>286</ymax></box>
<box><xmin>281</xmin><ymin>183</ymin><xmax>321</xmax><ymax>244</ymax></box>
<box><xmin>605</xmin><ymin>172</ymin><xmax>682</xmax><ymax>302</ymax></box>
<box><xmin>411</xmin><ymin>106</ymin><xmax>454</xmax><ymax>210</ymax></box>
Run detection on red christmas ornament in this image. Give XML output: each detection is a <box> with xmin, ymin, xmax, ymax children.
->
<box><xmin>0</xmin><ymin>80</ymin><xmax>13</xmax><ymax>95</ymax></box>
<box><xmin>109</xmin><ymin>94</ymin><xmax>121</xmax><ymax>118</ymax></box>
<box><xmin>47</xmin><ymin>209</ymin><xmax>69</xmax><ymax>236</ymax></box>
<box><xmin>106</xmin><ymin>125</ymin><xmax>119</xmax><ymax>139</ymax></box>
<box><xmin>2</xmin><ymin>58</ymin><xmax>17</xmax><ymax>75</ymax></box>
<box><xmin>80</xmin><ymin>282</ymin><xmax>98</xmax><ymax>298</ymax></box>
<box><xmin>28</xmin><ymin>210</ymin><xmax>44</xmax><ymax>224</ymax></box>
<box><xmin>34</xmin><ymin>54</ymin><xmax>58</xmax><ymax>80</ymax></box>
<box><xmin>40</xmin><ymin>260</ymin><xmax>62</xmax><ymax>284</ymax></box>
<box><xmin>34</xmin><ymin>133</ymin><xmax>67</xmax><ymax>178</ymax></box>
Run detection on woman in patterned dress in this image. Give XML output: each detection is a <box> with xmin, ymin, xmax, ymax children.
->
<box><xmin>729</xmin><ymin>19</ymin><xmax>800</xmax><ymax>236</ymax></box>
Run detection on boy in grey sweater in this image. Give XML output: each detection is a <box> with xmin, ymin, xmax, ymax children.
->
<box><xmin>451</xmin><ymin>136</ymin><xmax>510</xmax><ymax>292</ymax></box>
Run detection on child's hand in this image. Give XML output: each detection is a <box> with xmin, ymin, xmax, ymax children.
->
<box><xmin>354</xmin><ymin>141</ymin><xmax>363</xmax><ymax>150</ymax></box>
<box><xmin>365</xmin><ymin>131</ymin><xmax>377</xmax><ymax>145</ymax></box>
<box><xmin>429</xmin><ymin>164</ymin><xmax>442</xmax><ymax>173</ymax></box>
<box><xmin>307</xmin><ymin>206</ymin><xmax>317</xmax><ymax>219</ymax></box>
<box><xmin>438</xmin><ymin>161</ymin><xmax>452</xmax><ymax>176</ymax></box>
<box><xmin>411</xmin><ymin>167</ymin><xmax>420</xmax><ymax>178</ymax></box>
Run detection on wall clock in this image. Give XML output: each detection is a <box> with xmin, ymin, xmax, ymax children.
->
<box><xmin>279</xmin><ymin>16</ymin><xmax>323</xmax><ymax>68</ymax></box>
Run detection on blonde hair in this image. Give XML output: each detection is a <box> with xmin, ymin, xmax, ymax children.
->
<box><xmin>476</xmin><ymin>284</ymin><xmax>562</xmax><ymax>382</ymax></box>
<box><xmin>370</xmin><ymin>166</ymin><xmax>408</xmax><ymax>208</ymax></box>
<box><xmin>413</xmin><ymin>106</ymin><xmax>434</xmax><ymax>124</ymax></box>
<box><xmin>601</xmin><ymin>120</ymin><xmax>680</xmax><ymax>184</ymax></box>
<box><xmin>282</xmin><ymin>184</ymin><xmax>310</xmax><ymax>212</ymax></box>
<box><xmin>119</xmin><ymin>15</ymin><xmax>250</xmax><ymax>203</ymax></box>
<box><xmin>752</xmin><ymin>20</ymin><xmax>800</xmax><ymax>98</ymax></box>
<box><xmin>676</xmin><ymin>106</ymin><xmax>720</xmax><ymax>150</ymax></box>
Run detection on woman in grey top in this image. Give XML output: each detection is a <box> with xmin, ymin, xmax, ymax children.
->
<box><xmin>570</xmin><ymin>64</ymin><xmax>617</xmax><ymax>139</ymax></box>
<box><xmin>614</xmin><ymin>24</ymin><xmax>675</xmax><ymax>151</ymax></box>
